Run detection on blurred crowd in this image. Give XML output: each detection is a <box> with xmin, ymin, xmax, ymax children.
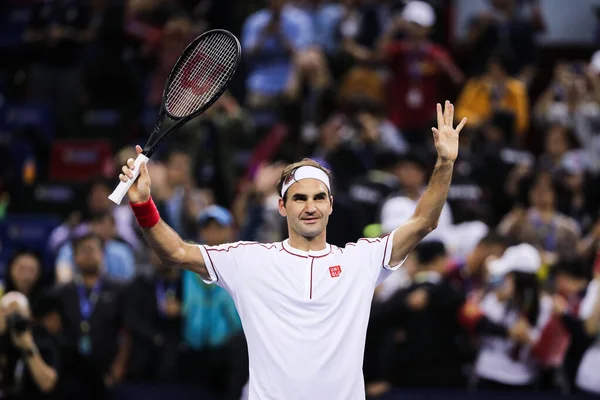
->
<box><xmin>1</xmin><ymin>0</ymin><xmax>600</xmax><ymax>399</ymax></box>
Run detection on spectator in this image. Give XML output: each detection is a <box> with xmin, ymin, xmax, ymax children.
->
<box><xmin>347</xmin><ymin>151</ymin><xmax>402</xmax><ymax>228</ymax></box>
<box><xmin>473</xmin><ymin>243</ymin><xmax>553</xmax><ymax>391</ymax></box>
<box><xmin>472</xmin><ymin>111</ymin><xmax>535</xmax><ymax>224</ymax></box>
<box><xmin>455</xmin><ymin>48</ymin><xmax>529</xmax><ymax>139</ymax></box>
<box><xmin>339</xmin><ymin>0</ymin><xmax>390</xmax><ymax>61</ymax></box>
<box><xmin>446</xmin><ymin>233</ymin><xmax>509</xmax><ymax>295</ymax></box>
<box><xmin>463</xmin><ymin>0</ymin><xmax>540</xmax><ymax>85</ymax></box>
<box><xmin>235</xmin><ymin>162</ymin><xmax>287</xmax><ymax>243</ymax></box>
<box><xmin>296</xmin><ymin>0</ymin><xmax>345</xmax><ymax>55</ymax></box>
<box><xmin>24</xmin><ymin>0</ymin><xmax>95</xmax><ymax>136</ymax></box>
<box><xmin>241</xmin><ymin>0</ymin><xmax>313</xmax><ymax>108</ymax></box>
<box><xmin>193</xmin><ymin>92</ymin><xmax>254</xmax><ymax>208</ymax></box>
<box><xmin>148</xmin><ymin>14</ymin><xmax>198</xmax><ymax>109</ymax></box>
<box><xmin>319</xmin><ymin>96</ymin><xmax>409</xmax><ymax>190</ymax></box>
<box><xmin>534</xmin><ymin>61</ymin><xmax>600</xmax><ymax>129</ymax></box>
<box><xmin>125</xmin><ymin>250</ymin><xmax>183</xmax><ymax>383</ymax></box>
<box><xmin>499</xmin><ymin>172</ymin><xmax>581</xmax><ymax>264</ymax></box>
<box><xmin>537</xmin><ymin>124</ymin><xmax>582</xmax><ymax>175</ymax></box>
<box><xmin>574</xmin><ymin>273</ymin><xmax>600</xmax><ymax>396</ymax></box>
<box><xmin>573</xmin><ymin>56</ymin><xmax>600</xmax><ymax>174</ymax></box>
<box><xmin>55</xmin><ymin>213</ymin><xmax>136</xmax><ymax>284</ymax></box>
<box><xmin>555</xmin><ymin>154</ymin><xmax>597</xmax><ymax>236</ymax></box>
<box><xmin>0</xmin><ymin>292</ymin><xmax>60</xmax><ymax>400</ymax></box>
<box><xmin>48</xmin><ymin>178</ymin><xmax>142</xmax><ymax>255</ymax></box>
<box><xmin>367</xmin><ymin>241</ymin><xmax>468</xmax><ymax>392</ymax></box>
<box><xmin>179</xmin><ymin>206</ymin><xmax>245</xmax><ymax>399</ymax></box>
<box><xmin>53</xmin><ymin>232</ymin><xmax>129</xmax><ymax>400</ymax></box>
<box><xmin>377</xmin><ymin>0</ymin><xmax>464</xmax><ymax>146</ymax></box>
<box><xmin>1</xmin><ymin>250</ymin><xmax>45</xmax><ymax>306</ymax></box>
<box><xmin>548</xmin><ymin>260</ymin><xmax>591</xmax><ymax>392</ymax></box>
<box><xmin>151</xmin><ymin>147</ymin><xmax>198</xmax><ymax>239</ymax></box>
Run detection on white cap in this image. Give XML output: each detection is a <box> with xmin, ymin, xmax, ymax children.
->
<box><xmin>487</xmin><ymin>243</ymin><xmax>541</xmax><ymax>277</ymax></box>
<box><xmin>380</xmin><ymin>196</ymin><xmax>415</xmax><ymax>234</ymax></box>
<box><xmin>402</xmin><ymin>1</ymin><xmax>436</xmax><ymax>28</ymax></box>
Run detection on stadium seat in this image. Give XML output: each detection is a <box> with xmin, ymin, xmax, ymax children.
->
<box><xmin>0</xmin><ymin>2</ymin><xmax>33</xmax><ymax>48</ymax></box>
<box><xmin>0</xmin><ymin>102</ymin><xmax>55</xmax><ymax>142</ymax></box>
<box><xmin>0</xmin><ymin>214</ymin><xmax>61</xmax><ymax>275</ymax></box>
<box><xmin>49</xmin><ymin>139</ymin><xmax>112</xmax><ymax>182</ymax></box>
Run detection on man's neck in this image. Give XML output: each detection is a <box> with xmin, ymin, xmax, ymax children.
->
<box><xmin>534</xmin><ymin>207</ymin><xmax>555</xmax><ymax>221</ymax></box>
<box><xmin>81</xmin><ymin>274</ymin><xmax>99</xmax><ymax>288</ymax></box>
<box><xmin>287</xmin><ymin>232</ymin><xmax>328</xmax><ymax>252</ymax></box>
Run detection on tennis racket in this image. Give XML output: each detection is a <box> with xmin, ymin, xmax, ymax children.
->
<box><xmin>108</xmin><ymin>29</ymin><xmax>241</xmax><ymax>204</ymax></box>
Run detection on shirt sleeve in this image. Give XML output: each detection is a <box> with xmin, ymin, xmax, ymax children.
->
<box><xmin>351</xmin><ymin>231</ymin><xmax>405</xmax><ymax>286</ymax></box>
<box><xmin>197</xmin><ymin>242</ymin><xmax>250</xmax><ymax>294</ymax></box>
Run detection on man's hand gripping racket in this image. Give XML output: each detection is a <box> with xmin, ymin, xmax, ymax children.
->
<box><xmin>109</xmin><ymin>29</ymin><xmax>242</xmax><ymax>204</ymax></box>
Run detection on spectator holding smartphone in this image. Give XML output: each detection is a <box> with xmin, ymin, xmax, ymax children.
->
<box><xmin>0</xmin><ymin>292</ymin><xmax>60</xmax><ymax>400</ymax></box>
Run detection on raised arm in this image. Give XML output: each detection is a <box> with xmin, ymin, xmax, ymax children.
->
<box><xmin>388</xmin><ymin>101</ymin><xmax>466</xmax><ymax>266</ymax></box>
<box><xmin>119</xmin><ymin>145</ymin><xmax>209</xmax><ymax>280</ymax></box>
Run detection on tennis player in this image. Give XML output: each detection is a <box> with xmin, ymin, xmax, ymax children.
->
<box><xmin>119</xmin><ymin>101</ymin><xmax>466</xmax><ymax>399</ymax></box>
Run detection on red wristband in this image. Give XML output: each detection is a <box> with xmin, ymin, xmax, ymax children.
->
<box><xmin>130</xmin><ymin>196</ymin><xmax>160</xmax><ymax>228</ymax></box>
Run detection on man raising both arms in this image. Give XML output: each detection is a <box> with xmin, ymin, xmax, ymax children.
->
<box><xmin>118</xmin><ymin>101</ymin><xmax>466</xmax><ymax>400</ymax></box>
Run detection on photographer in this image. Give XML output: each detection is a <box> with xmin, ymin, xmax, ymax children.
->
<box><xmin>0</xmin><ymin>292</ymin><xmax>59</xmax><ymax>399</ymax></box>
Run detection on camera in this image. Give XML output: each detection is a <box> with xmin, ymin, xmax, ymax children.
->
<box><xmin>6</xmin><ymin>312</ymin><xmax>29</xmax><ymax>334</ymax></box>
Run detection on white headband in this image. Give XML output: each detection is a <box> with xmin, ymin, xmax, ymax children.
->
<box><xmin>281</xmin><ymin>166</ymin><xmax>331</xmax><ymax>197</ymax></box>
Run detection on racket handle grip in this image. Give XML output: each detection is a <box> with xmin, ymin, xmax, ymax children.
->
<box><xmin>108</xmin><ymin>154</ymin><xmax>149</xmax><ymax>205</ymax></box>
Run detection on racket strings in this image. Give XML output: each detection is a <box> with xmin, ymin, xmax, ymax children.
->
<box><xmin>165</xmin><ymin>33</ymin><xmax>238</xmax><ymax>118</ymax></box>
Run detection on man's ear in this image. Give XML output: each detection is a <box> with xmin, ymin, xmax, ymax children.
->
<box><xmin>278</xmin><ymin>197</ymin><xmax>287</xmax><ymax>217</ymax></box>
<box><xmin>329</xmin><ymin>195</ymin><xmax>334</xmax><ymax>215</ymax></box>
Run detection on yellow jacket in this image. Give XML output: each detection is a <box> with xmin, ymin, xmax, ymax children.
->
<box><xmin>455</xmin><ymin>77</ymin><xmax>529</xmax><ymax>136</ymax></box>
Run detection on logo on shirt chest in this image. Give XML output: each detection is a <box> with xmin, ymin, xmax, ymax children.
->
<box><xmin>329</xmin><ymin>265</ymin><xmax>342</xmax><ymax>278</ymax></box>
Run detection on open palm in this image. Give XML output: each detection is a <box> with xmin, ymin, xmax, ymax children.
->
<box><xmin>432</xmin><ymin>101</ymin><xmax>467</xmax><ymax>162</ymax></box>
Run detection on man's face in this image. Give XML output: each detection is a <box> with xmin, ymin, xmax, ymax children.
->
<box><xmin>278</xmin><ymin>179</ymin><xmax>333</xmax><ymax>239</ymax></box>
<box><xmin>73</xmin><ymin>237</ymin><xmax>103</xmax><ymax>275</ymax></box>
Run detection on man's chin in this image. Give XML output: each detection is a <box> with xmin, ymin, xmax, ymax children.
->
<box><xmin>295</xmin><ymin>225</ymin><xmax>325</xmax><ymax>238</ymax></box>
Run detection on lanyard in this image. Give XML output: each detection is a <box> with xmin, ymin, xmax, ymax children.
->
<box><xmin>156</xmin><ymin>280</ymin><xmax>177</xmax><ymax>316</ymax></box>
<box><xmin>76</xmin><ymin>279</ymin><xmax>102</xmax><ymax>333</ymax></box>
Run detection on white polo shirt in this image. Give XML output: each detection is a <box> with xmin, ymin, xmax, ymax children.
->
<box><xmin>198</xmin><ymin>232</ymin><xmax>400</xmax><ymax>400</ymax></box>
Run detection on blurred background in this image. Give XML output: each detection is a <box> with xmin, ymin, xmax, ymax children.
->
<box><xmin>1</xmin><ymin>0</ymin><xmax>600</xmax><ymax>399</ymax></box>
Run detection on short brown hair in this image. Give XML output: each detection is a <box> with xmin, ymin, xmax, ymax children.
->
<box><xmin>276</xmin><ymin>158</ymin><xmax>333</xmax><ymax>203</ymax></box>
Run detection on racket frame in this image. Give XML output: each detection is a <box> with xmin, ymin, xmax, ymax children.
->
<box><xmin>143</xmin><ymin>28</ymin><xmax>242</xmax><ymax>157</ymax></box>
